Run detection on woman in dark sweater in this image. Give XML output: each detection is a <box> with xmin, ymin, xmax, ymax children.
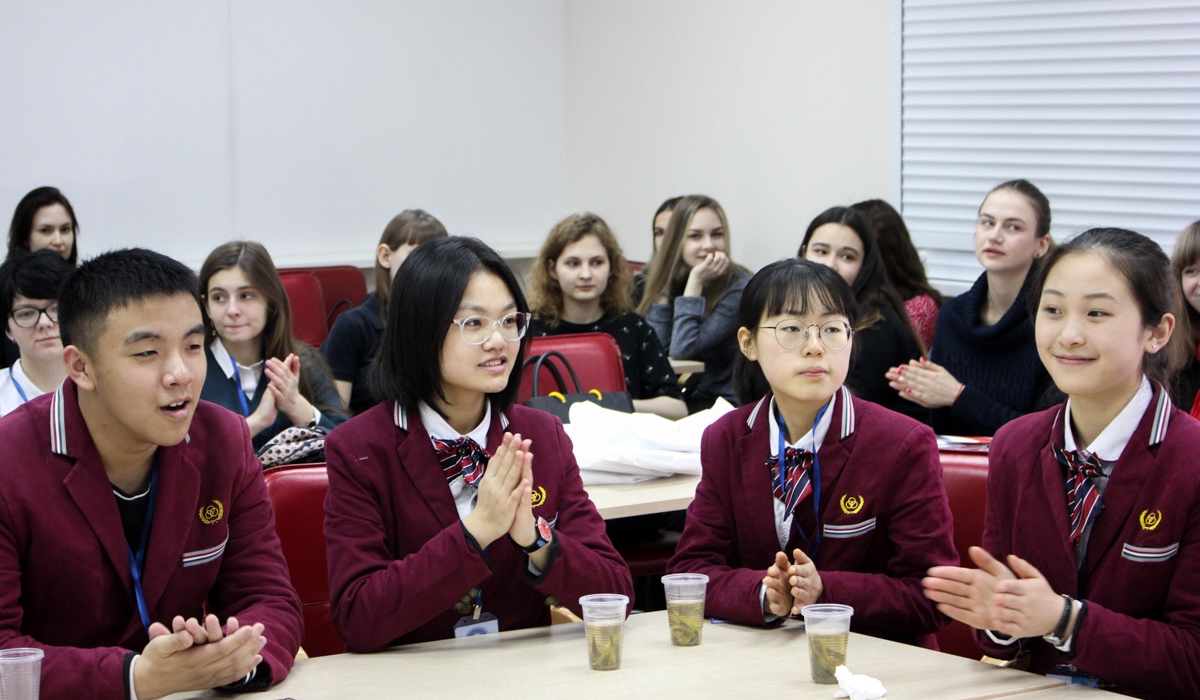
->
<box><xmin>530</xmin><ymin>212</ymin><xmax>686</xmax><ymax>420</ymax></box>
<box><xmin>885</xmin><ymin>179</ymin><xmax>1054</xmax><ymax>436</ymax></box>
<box><xmin>800</xmin><ymin>206</ymin><xmax>925</xmax><ymax>418</ymax></box>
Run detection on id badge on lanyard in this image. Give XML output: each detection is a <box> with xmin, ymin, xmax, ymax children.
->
<box><xmin>776</xmin><ymin>401</ymin><xmax>828</xmax><ymax>559</ymax></box>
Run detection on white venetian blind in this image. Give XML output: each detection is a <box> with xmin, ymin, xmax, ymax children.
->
<box><xmin>900</xmin><ymin>0</ymin><xmax>1200</xmax><ymax>288</ymax></box>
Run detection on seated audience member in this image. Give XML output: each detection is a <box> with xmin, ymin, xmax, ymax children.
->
<box><xmin>199</xmin><ymin>241</ymin><xmax>347</xmax><ymax>452</ymax></box>
<box><xmin>886</xmin><ymin>179</ymin><xmax>1055</xmax><ymax>436</ymax></box>
<box><xmin>800</xmin><ymin>206</ymin><xmax>924</xmax><ymax>417</ymax></box>
<box><xmin>669</xmin><ymin>258</ymin><xmax>955</xmax><ymax>646</ymax></box>
<box><xmin>849</xmin><ymin>198</ymin><xmax>944</xmax><ymax>349</ymax></box>
<box><xmin>923</xmin><ymin>229</ymin><xmax>1197</xmax><ymax>697</ymax></box>
<box><xmin>321</xmin><ymin>209</ymin><xmax>448</xmax><ymax>414</ymax></box>
<box><xmin>0</xmin><ymin>248</ymin><xmax>302</xmax><ymax>699</ymax></box>
<box><xmin>4</xmin><ymin>186</ymin><xmax>79</xmax><ymax>368</ymax></box>
<box><xmin>631</xmin><ymin>196</ymin><xmax>681</xmax><ymax>306</ymax></box>
<box><xmin>324</xmin><ymin>236</ymin><xmax>633</xmax><ymax>651</ymax></box>
<box><xmin>638</xmin><ymin>194</ymin><xmax>751</xmax><ymax>413</ymax></box>
<box><xmin>1170</xmin><ymin>219</ymin><xmax>1200</xmax><ymax>414</ymax></box>
<box><xmin>529</xmin><ymin>212</ymin><xmax>686</xmax><ymax>420</ymax></box>
<box><xmin>0</xmin><ymin>250</ymin><xmax>73</xmax><ymax>416</ymax></box>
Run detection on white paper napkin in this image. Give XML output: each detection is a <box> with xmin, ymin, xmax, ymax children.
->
<box><xmin>833</xmin><ymin>665</ymin><xmax>886</xmax><ymax>699</ymax></box>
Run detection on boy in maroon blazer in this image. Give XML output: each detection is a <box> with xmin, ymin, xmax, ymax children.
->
<box><xmin>0</xmin><ymin>249</ymin><xmax>302</xmax><ymax>700</ymax></box>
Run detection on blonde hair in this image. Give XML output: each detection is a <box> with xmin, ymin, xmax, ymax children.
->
<box><xmin>1170</xmin><ymin>220</ymin><xmax>1200</xmax><ymax>371</ymax></box>
<box><xmin>636</xmin><ymin>194</ymin><xmax>736</xmax><ymax>316</ymax></box>
<box><xmin>374</xmin><ymin>210</ymin><xmax>448</xmax><ymax>317</ymax></box>
<box><xmin>530</xmin><ymin>213</ymin><xmax>631</xmax><ymax>326</ymax></box>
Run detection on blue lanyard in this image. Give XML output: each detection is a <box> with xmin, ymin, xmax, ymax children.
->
<box><xmin>230</xmin><ymin>362</ymin><xmax>251</xmax><ymax>417</ymax></box>
<box><xmin>8</xmin><ymin>366</ymin><xmax>29</xmax><ymax>404</ymax></box>
<box><xmin>776</xmin><ymin>400</ymin><xmax>829</xmax><ymax>559</ymax></box>
<box><xmin>125</xmin><ymin>468</ymin><xmax>159</xmax><ymax>630</ymax></box>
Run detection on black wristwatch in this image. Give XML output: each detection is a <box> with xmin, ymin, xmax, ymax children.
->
<box><xmin>510</xmin><ymin>517</ymin><xmax>553</xmax><ymax>554</ymax></box>
<box><xmin>1043</xmin><ymin>594</ymin><xmax>1075</xmax><ymax>646</ymax></box>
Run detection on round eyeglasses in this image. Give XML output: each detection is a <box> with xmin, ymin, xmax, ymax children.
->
<box><xmin>9</xmin><ymin>303</ymin><xmax>59</xmax><ymax>329</ymax></box>
<box><xmin>451</xmin><ymin>312</ymin><xmax>530</xmax><ymax>345</ymax></box>
<box><xmin>758</xmin><ymin>319</ymin><xmax>853</xmax><ymax>350</ymax></box>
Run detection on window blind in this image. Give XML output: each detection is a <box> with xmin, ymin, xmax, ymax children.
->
<box><xmin>900</xmin><ymin>0</ymin><xmax>1200</xmax><ymax>287</ymax></box>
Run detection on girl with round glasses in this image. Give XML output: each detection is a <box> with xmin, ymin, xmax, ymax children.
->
<box><xmin>800</xmin><ymin>206</ymin><xmax>924</xmax><ymax>419</ymax></box>
<box><xmin>324</xmin><ymin>236</ymin><xmax>632</xmax><ymax>651</ymax></box>
<box><xmin>0</xmin><ymin>249</ymin><xmax>72</xmax><ymax>416</ymax></box>
<box><xmin>198</xmin><ymin>241</ymin><xmax>347</xmax><ymax>451</ymax></box>
<box><xmin>669</xmin><ymin>258</ymin><xmax>956</xmax><ymax>647</ymax></box>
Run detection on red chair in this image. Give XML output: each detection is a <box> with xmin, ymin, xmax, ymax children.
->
<box><xmin>519</xmin><ymin>332</ymin><xmax>627</xmax><ymax>403</ymax></box>
<box><xmin>279</xmin><ymin>271</ymin><xmax>329</xmax><ymax>346</ymax></box>
<box><xmin>263</xmin><ymin>464</ymin><xmax>343</xmax><ymax>657</ymax></box>
<box><xmin>281</xmin><ymin>265</ymin><xmax>368</xmax><ymax>328</ymax></box>
<box><xmin>627</xmin><ymin>260</ymin><xmax>646</xmax><ymax>273</ymax></box>
<box><xmin>935</xmin><ymin>450</ymin><xmax>990</xmax><ymax>659</ymax></box>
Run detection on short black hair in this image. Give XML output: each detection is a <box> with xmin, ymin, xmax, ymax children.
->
<box><xmin>0</xmin><ymin>249</ymin><xmax>75</xmax><ymax>322</ymax></box>
<box><xmin>370</xmin><ymin>236</ymin><xmax>529</xmax><ymax>413</ymax></box>
<box><xmin>59</xmin><ymin>248</ymin><xmax>202</xmax><ymax>354</ymax></box>
<box><xmin>733</xmin><ymin>258</ymin><xmax>858</xmax><ymax>405</ymax></box>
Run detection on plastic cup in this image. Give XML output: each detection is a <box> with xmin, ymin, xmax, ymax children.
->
<box><xmin>0</xmin><ymin>648</ymin><xmax>43</xmax><ymax>700</ymax></box>
<box><xmin>579</xmin><ymin>594</ymin><xmax>629</xmax><ymax>671</ymax></box>
<box><xmin>661</xmin><ymin>573</ymin><xmax>708</xmax><ymax>646</ymax></box>
<box><xmin>802</xmin><ymin>604</ymin><xmax>853</xmax><ymax>684</ymax></box>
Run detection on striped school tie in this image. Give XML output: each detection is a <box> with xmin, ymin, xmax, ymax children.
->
<box><xmin>768</xmin><ymin>446</ymin><xmax>814</xmax><ymax>521</ymax></box>
<box><xmin>432</xmin><ymin>437</ymin><xmax>490</xmax><ymax>485</ymax></box>
<box><xmin>1052</xmin><ymin>444</ymin><xmax>1106</xmax><ymax>545</ymax></box>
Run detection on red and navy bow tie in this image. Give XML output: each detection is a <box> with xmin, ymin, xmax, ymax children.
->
<box><xmin>767</xmin><ymin>446</ymin><xmax>814</xmax><ymax>522</ymax></box>
<box><xmin>432</xmin><ymin>436</ymin><xmax>490</xmax><ymax>485</ymax></box>
<box><xmin>1052</xmin><ymin>444</ymin><xmax>1106</xmax><ymax>545</ymax></box>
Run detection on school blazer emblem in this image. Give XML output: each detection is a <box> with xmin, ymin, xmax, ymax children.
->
<box><xmin>1139</xmin><ymin>509</ymin><xmax>1162</xmax><ymax>531</ymax></box>
<box><xmin>839</xmin><ymin>494</ymin><xmax>864</xmax><ymax>515</ymax></box>
<box><xmin>199</xmin><ymin>500</ymin><xmax>224</xmax><ymax>525</ymax></box>
<box><xmin>531</xmin><ymin>486</ymin><xmax>547</xmax><ymax>509</ymax></box>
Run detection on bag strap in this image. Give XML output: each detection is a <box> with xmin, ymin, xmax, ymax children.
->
<box><xmin>524</xmin><ymin>350</ymin><xmax>584</xmax><ymax>396</ymax></box>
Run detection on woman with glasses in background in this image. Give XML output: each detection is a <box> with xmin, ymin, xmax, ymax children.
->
<box><xmin>0</xmin><ymin>249</ymin><xmax>73</xmax><ymax>416</ymax></box>
<box><xmin>323</xmin><ymin>236</ymin><xmax>632</xmax><ymax>651</ymax></box>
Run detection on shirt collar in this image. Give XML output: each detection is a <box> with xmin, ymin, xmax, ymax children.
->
<box><xmin>1062</xmin><ymin>375</ymin><xmax>1153</xmax><ymax>459</ymax></box>
<box><xmin>418</xmin><ymin>400</ymin><xmax>491</xmax><ymax>446</ymax></box>
<box><xmin>767</xmin><ymin>394</ymin><xmax>835</xmax><ymax>457</ymax></box>
<box><xmin>210</xmin><ymin>338</ymin><xmax>237</xmax><ymax>380</ymax></box>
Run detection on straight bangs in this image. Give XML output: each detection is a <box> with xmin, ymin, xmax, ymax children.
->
<box><xmin>749</xmin><ymin>260</ymin><xmax>858</xmax><ymax>329</ymax></box>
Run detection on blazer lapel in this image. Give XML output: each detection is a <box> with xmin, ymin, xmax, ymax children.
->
<box><xmin>1038</xmin><ymin>439</ymin><xmax>1078</xmax><ymax>568</ymax></box>
<box><xmin>395</xmin><ymin>410</ymin><xmax>460</xmax><ymax>531</ymax></box>
<box><xmin>62</xmin><ymin>450</ymin><xmax>130</xmax><ymax>594</ymax></box>
<box><xmin>738</xmin><ymin>398</ymin><xmax>784</xmax><ymax>559</ymax></box>
<box><xmin>140</xmin><ymin>445</ymin><xmax>201</xmax><ymax>621</ymax></box>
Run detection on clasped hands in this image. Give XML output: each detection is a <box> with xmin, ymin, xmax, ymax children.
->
<box><xmin>762</xmin><ymin>549</ymin><xmax>823</xmax><ymax>617</ymax></box>
<box><xmin>922</xmin><ymin>546</ymin><xmax>1065</xmax><ymax>639</ymax></box>
<box><xmin>461</xmin><ymin>433</ymin><xmax>541</xmax><ymax>554</ymax></box>
<box><xmin>885</xmin><ymin>357</ymin><xmax>963</xmax><ymax>409</ymax></box>
<box><xmin>134</xmin><ymin>614</ymin><xmax>266</xmax><ymax>700</ymax></box>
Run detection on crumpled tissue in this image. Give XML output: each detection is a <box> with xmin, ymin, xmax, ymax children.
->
<box><xmin>833</xmin><ymin>664</ymin><xmax>886</xmax><ymax>699</ymax></box>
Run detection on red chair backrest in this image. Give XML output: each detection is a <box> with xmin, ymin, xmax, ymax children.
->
<box><xmin>627</xmin><ymin>260</ymin><xmax>646</xmax><ymax>272</ymax></box>
<box><xmin>263</xmin><ymin>464</ymin><xmax>343</xmax><ymax>657</ymax></box>
<box><xmin>519</xmin><ymin>332</ymin><xmax>627</xmax><ymax>403</ymax></box>
<box><xmin>935</xmin><ymin>450</ymin><xmax>990</xmax><ymax>659</ymax></box>
<box><xmin>281</xmin><ymin>265</ymin><xmax>368</xmax><ymax>328</ymax></box>
<box><xmin>279</xmin><ymin>271</ymin><xmax>329</xmax><ymax>346</ymax></box>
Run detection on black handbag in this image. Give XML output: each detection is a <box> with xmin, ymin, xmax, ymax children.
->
<box><xmin>522</xmin><ymin>350</ymin><xmax>633</xmax><ymax>423</ymax></box>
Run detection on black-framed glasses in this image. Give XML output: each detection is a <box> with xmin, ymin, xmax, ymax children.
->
<box><xmin>451</xmin><ymin>312</ymin><xmax>530</xmax><ymax>345</ymax></box>
<box><xmin>10</xmin><ymin>303</ymin><xmax>59</xmax><ymax>329</ymax></box>
<box><xmin>758</xmin><ymin>319</ymin><xmax>853</xmax><ymax>350</ymax></box>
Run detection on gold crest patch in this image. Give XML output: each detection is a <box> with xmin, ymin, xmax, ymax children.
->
<box><xmin>531</xmin><ymin>486</ymin><xmax>547</xmax><ymax>509</ymax></box>
<box><xmin>1139</xmin><ymin>509</ymin><xmax>1162</xmax><ymax>531</ymax></box>
<box><xmin>840</xmin><ymin>494</ymin><xmax>864</xmax><ymax>515</ymax></box>
<box><xmin>199</xmin><ymin>500</ymin><xmax>224</xmax><ymax>525</ymax></box>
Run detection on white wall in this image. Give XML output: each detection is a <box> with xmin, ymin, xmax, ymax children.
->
<box><xmin>0</xmin><ymin>0</ymin><xmax>567</xmax><ymax>268</ymax></box>
<box><xmin>563</xmin><ymin>0</ymin><xmax>894</xmax><ymax>273</ymax></box>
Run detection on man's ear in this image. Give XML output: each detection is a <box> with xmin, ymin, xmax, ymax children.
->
<box><xmin>63</xmin><ymin>345</ymin><xmax>96</xmax><ymax>391</ymax></box>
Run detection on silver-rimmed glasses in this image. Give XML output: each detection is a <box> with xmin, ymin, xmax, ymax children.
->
<box><xmin>451</xmin><ymin>312</ymin><xmax>531</xmax><ymax>345</ymax></box>
<box><xmin>9</xmin><ymin>303</ymin><xmax>59</xmax><ymax>329</ymax></box>
<box><xmin>758</xmin><ymin>319</ymin><xmax>853</xmax><ymax>350</ymax></box>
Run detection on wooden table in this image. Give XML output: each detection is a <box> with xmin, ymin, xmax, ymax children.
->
<box><xmin>586</xmin><ymin>473</ymin><xmax>701</xmax><ymax>519</ymax></box>
<box><xmin>668</xmin><ymin>357</ymin><xmax>705</xmax><ymax>375</ymax></box>
<box><xmin>165</xmin><ymin>611</ymin><xmax>1081</xmax><ymax>700</ymax></box>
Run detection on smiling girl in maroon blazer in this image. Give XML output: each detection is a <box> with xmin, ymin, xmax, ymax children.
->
<box><xmin>323</xmin><ymin>237</ymin><xmax>631</xmax><ymax>652</ymax></box>
<box><xmin>923</xmin><ymin>228</ymin><xmax>1200</xmax><ymax>697</ymax></box>
<box><xmin>668</xmin><ymin>258</ymin><xmax>956</xmax><ymax>647</ymax></box>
